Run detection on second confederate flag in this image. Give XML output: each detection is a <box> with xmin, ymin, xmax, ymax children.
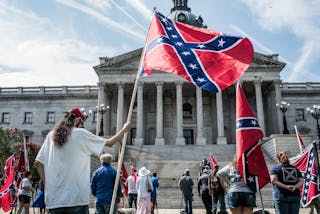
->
<box><xmin>236</xmin><ymin>83</ymin><xmax>270</xmax><ymax>192</ymax></box>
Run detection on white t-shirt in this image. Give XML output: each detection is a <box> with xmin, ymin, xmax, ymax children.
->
<box><xmin>127</xmin><ymin>175</ymin><xmax>138</xmax><ymax>194</ymax></box>
<box><xmin>36</xmin><ymin>128</ymin><xmax>106</xmax><ymax>209</ymax></box>
<box><xmin>18</xmin><ymin>177</ymin><xmax>32</xmax><ymax>197</ymax></box>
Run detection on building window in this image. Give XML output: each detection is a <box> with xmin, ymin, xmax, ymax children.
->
<box><xmin>183</xmin><ymin>103</ymin><xmax>192</xmax><ymax>118</ymax></box>
<box><xmin>24</xmin><ymin>112</ymin><xmax>33</xmax><ymax>124</ymax></box>
<box><xmin>295</xmin><ymin>108</ymin><xmax>305</xmax><ymax>121</ymax></box>
<box><xmin>183</xmin><ymin>129</ymin><xmax>194</xmax><ymax>145</ymax></box>
<box><xmin>2</xmin><ymin>112</ymin><xmax>10</xmax><ymax>124</ymax></box>
<box><xmin>47</xmin><ymin>112</ymin><xmax>55</xmax><ymax>123</ymax></box>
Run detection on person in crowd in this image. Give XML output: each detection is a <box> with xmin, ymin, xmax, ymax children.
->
<box><xmin>218</xmin><ymin>156</ymin><xmax>256</xmax><ymax>214</ymax></box>
<box><xmin>200</xmin><ymin>156</ymin><xmax>208</xmax><ymax>173</ymax></box>
<box><xmin>34</xmin><ymin>107</ymin><xmax>131</xmax><ymax>214</ymax></box>
<box><xmin>178</xmin><ymin>169</ymin><xmax>194</xmax><ymax>214</ymax></box>
<box><xmin>270</xmin><ymin>152</ymin><xmax>304</xmax><ymax>214</ymax></box>
<box><xmin>126</xmin><ymin>167</ymin><xmax>138</xmax><ymax>209</ymax></box>
<box><xmin>136</xmin><ymin>166</ymin><xmax>153</xmax><ymax>214</ymax></box>
<box><xmin>208</xmin><ymin>165</ymin><xmax>226</xmax><ymax>214</ymax></box>
<box><xmin>91</xmin><ymin>153</ymin><xmax>122</xmax><ymax>214</ymax></box>
<box><xmin>310</xmin><ymin>197</ymin><xmax>320</xmax><ymax>214</ymax></box>
<box><xmin>32</xmin><ymin>180</ymin><xmax>46</xmax><ymax>214</ymax></box>
<box><xmin>151</xmin><ymin>172</ymin><xmax>160</xmax><ymax>214</ymax></box>
<box><xmin>198</xmin><ymin>169</ymin><xmax>212</xmax><ymax>214</ymax></box>
<box><xmin>17</xmin><ymin>171</ymin><xmax>35</xmax><ymax>214</ymax></box>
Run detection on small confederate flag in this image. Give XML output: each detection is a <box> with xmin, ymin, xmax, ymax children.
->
<box><xmin>209</xmin><ymin>153</ymin><xmax>219</xmax><ymax>169</ymax></box>
<box><xmin>0</xmin><ymin>155</ymin><xmax>15</xmax><ymax>212</ymax></box>
<box><xmin>142</xmin><ymin>11</ymin><xmax>253</xmax><ymax>94</ymax></box>
<box><xmin>292</xmin><ymin>142</ymin><xmax>320</xmax><ymax>207</ymax></box>
<box><xmin>236</xmin><ymin>83</ymin><xmax>270</xmax><ymax>192</ymax></box>
<box><xmin>120</xmin><ymin>162</ymin><xmax>128</xmax><ymax>196</ymax></box>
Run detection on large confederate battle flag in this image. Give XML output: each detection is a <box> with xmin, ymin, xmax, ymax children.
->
<box><xmin>236</xmin><ymin>83</ymin><xmax>270</xmax><ymax>192</ymax></box>
<box><xmin>292</xmin><ymin>142</ymin><xmax>320</xmax><ymax>207</ymax></box>
<box><xmin>142</xmin><ymin>11</ymin><xmax>254</xmax><ymax>94</ymax></box>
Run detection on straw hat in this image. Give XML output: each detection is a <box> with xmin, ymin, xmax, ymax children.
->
<box><xmin>139</xmin><ymin>166</ymin><xmax>150</xmax><ymax>176</ymax></box>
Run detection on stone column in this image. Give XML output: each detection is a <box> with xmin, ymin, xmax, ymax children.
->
<box><xmin>176</xmin><ymin>81</ymin><xmax>185</xmax><ymax>145</ymax></box>
<box><xmin>274</xmin><ymin>80</ymin><xmax>282</xmax><ymax>134</ymax></box>
<box><xmin>254</xmin><ymin>79</ymin><xmax>265</xmax><ymax>134</ymax></box>
<box><xmin>104</xmin><ymin>91</ymin><xmax>111</xmax><ymax>136</ymax></box>
<box><xmin>216</xmin><ymin>91</ymin><xmax>227</xmax><ymax>144</ymax></box>
<box><xmin>116</xmin><ymin>83</ymin><xmax>124</xmax><ymax>132</ymax></box>
<box><xmin>155</xmin><ymin>81</ymin><xmax>165</xmax><ymax>145</ymax></box>
<box><xmin>135</xmin><ymin>82</ymin><xmax>144</xmax><ymax>146</ymax></box>
<box><xmin>96</xmin><ymin>82</ymin><xmax>105</xmax><ymax>135</ymax></box>
<box><xmin>196</xmin><ymin>87</ymin><xmax>206</xmax><ymax>145</ymax></box>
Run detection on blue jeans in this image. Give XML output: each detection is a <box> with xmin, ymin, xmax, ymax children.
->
<box><xmin>183</xmin><ymin>193</ymin><xmax>193</xmax><ymax>214</ymax></box>
<box><xmin>274</xmin><ymin>196</ymin><xmax>300</xmax><ymax>214</ymax></box>
<box><xmin>226</xmin><ymin>192</ymin><xmax>256</xmax><ymax>208</ymax></box>
<box><xmin>48</xmin><ymin>205</ymin><xmax>89</xmax><ymax>214</ymax></box>
<box><xmin>95</xmin><ymin>203</ymin><xmax>117</xmax><ymax>214</ymax></box>
<box><xmin>212</xmin><ymin>191</ymin><xmax>226</xmax><ymax>212</ymax></box>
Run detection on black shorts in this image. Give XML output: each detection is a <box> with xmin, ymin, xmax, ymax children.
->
<box><xmin>19</xmin><ymin>195</ymin><xmax>31</xmax><ymax>204</ymax></box>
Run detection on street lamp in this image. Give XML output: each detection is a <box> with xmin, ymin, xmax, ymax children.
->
<box><xmin>306</xmin><ymin>105</ymin><xmax>320</xmax><ymax>141</ymax></box>
<box><xmin>96</xmin><ymin>104</ymin><xmax>107</xmax><ymax>136</ymax></box>
<box><xmin>276</xmin><ymin>101</ymin><xmax>290</xmax><ymax>134</ymax></box>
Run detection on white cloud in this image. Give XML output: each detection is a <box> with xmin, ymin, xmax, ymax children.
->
<box><xmin>0</xmin><ymin>1</ymin><xmax>127</xmax><ymax>87</ymax></box>
<box><xmin>55</xmin><ymin>0</ymin><xmax>145</xmax><ymax>40</ymax></box>
<box><xmin>125</xmin><ymin>0</ymin><xmax>153</xmax><ymax>20</ymax></box>
<box><xmin>84</xmin><ymin>0</ymin><xmax>112</xmax><ymax>12</ymax></box>
<box><xmin>240</xmin><ymin>0</ymin><xmax>320</xmax><ymax>82</ymax></box>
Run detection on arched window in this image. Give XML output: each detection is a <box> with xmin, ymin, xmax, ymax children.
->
<box><xmin>183</xmin><ymin>103</ymin><xmax>192</xmax><ymax>118</ymax></box>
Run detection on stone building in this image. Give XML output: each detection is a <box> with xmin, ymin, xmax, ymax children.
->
<box><xmin>0</xmin><ymin>0</ymin><xmax>319</xmax><ymax>147</ymax></box>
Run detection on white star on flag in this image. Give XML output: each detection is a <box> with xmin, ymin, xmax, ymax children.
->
<box><xmin>218</xmin><ymin>38</ymin><xmax>226</xmax><ymax>47</ymax></box>
<box><xmin>251</xmin><ymin>120</ymin><xmax>257</xmax><ymax>126</ymax></box>
<box><xmin>181</xmin><ymin>51</ymin><xmax>191</xmax><ymax>56</ymax></box>
<box><xmin>197</xmin><ymin>44</ymin><xmax>205</xmax><ymax>48</ymax></box>
<box><xmin>248</xmin><ymin>176</ymin><xmax>255</xmax><ymax>183</ymax></box>
<box><xmin>176</xmin><ymin>42</ymin><xmax>183</xmax><ymax>46</ymax></box>
<box><xmin>161</xmin><ymin>18</ymin><xmax>167</xmax><ymax>23</ymax></box>
<box><xmin>166</xmin><ymin>27</ymin><xmax>173</xmax><ymax>31</ymax></box>
<box><xmin>196</xmin><ymin>77</ymin><xmax>206</xmax><ymax>82</ymax></box>
<box><xmin>172</xmin><ymin>35</ymin><xmax>178</xmax><ymax>38</ymax></box>
<box><xmin>188</xmin><ymin>64</ymin><xmax>198</xmax><ymax>69</ymax></box>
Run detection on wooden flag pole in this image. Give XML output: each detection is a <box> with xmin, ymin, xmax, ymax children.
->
<box><xmin>109</xmin><ymin>9</ymin><xmax>156</xmax><ymax>214</ymax></box>
<box><xmin>259</xmin><ymin>189</ymin><xmax>265</xmax><ymax>214</ymax></box>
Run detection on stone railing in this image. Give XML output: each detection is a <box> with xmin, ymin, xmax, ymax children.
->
<box><xmin>281</xmin><ymin>82</ymin><xmax>320</xmax><ymax>90</ymax></box>
<box><xmin>0</xmin><ymin>85</ymin><xmax>98</xmax><ymax>96</ymax></box>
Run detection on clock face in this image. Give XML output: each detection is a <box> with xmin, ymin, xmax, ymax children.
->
<box><xmin>177</xmin><ymin>13</ymin><xmax>186</xmax><ymax>23</ymax></box>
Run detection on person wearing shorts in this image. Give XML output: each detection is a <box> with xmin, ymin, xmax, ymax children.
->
<box><xmin>218</xmin><ymin>157</ymin><xmax>256</xmax><ymax>214</ymax></box>
<box><xmin>17</xmin><ymin>171</ymin><xmax>35</xmax><ymax>214</ymax></box>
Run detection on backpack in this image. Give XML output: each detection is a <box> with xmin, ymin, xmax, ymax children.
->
<box><xmin>210</xmin><ymin>175</ymin><xmax>221</xmax><ymax>192</ymax></box>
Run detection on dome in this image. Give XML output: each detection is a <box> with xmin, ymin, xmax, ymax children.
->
<box><xmin>168</xmin><ymin>0</ymin><xmax>207</xmax><ymax>28</ymax></box>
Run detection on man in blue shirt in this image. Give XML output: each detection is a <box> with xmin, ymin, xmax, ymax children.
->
<box><xmin>91</xmin><ymin>153</ymin><xmax>122</xmax><ymax>214</ymax></box>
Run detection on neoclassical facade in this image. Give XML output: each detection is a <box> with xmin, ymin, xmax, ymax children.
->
<box><xmin>1</xmin><ymin>0</ymin><xmax>320</xmax><ymax>147</ymax></box>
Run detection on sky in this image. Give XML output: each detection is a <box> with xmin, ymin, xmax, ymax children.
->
<box><xmin>0</xmin><ymin>0</ymin><xmax>319</xmax><ymax>87</ymax></box>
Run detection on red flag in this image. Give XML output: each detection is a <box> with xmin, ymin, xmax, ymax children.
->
<box><xmin>236</xmin><ymin>83</ymin><xmax>270</xmax><ymax>192</ymax></box>
<box><xmin>292</xmin><ymin>143</ymin><xmax>320</xmax><ymax>207</ymax></box>
<box><xmin>16</xmin><ymin>150</ymin><xmax>26</xmax><ymax>188</ymax></box>
<box><xmin>142</xmin><ymin>11</ymin><xmax>253</xmax><ymax>94</ymax></box>
<box><xmin>120</xmin><ymin>162</ymin><xmax>128</xmax><ymax>196</ymax></box>
<box><xmin>209</xmin><ymin>153</ymin><xmax>219</xmax><ymax>170</ymax></box>
<box><xmin>0</xmin><ymin>156</ymin><xmax>15</xmax><ymax>212</ymax></box>
<box><xmin>294</xmin><ymin>125</ymin><xmax>305</xmax><ymax>152</ymax></box>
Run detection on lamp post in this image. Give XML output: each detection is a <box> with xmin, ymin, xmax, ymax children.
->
<box><xmin>276</xmin><ymin>101</ymin><xmax>290</xmax><ymax>134</ymax></box>
<box><xmin>96</xmin><ymin>104</ymin><xmax>107</xmax><ymax>136</ymax></box>
<box><xmin>306</xmin><ymin>105</ymin><xmax>320</xmax><ymax>141</ymax></box>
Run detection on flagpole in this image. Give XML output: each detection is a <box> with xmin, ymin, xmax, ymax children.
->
<box><xmin>22</xmin><ymin>134</ymin><xmax>29</xmax><ymax>171</ymax></box>
<box><xmin>109</xmin><ymin>9</ymin><xmax>156</xmax><ymax>214</ymax></box>
<box><xmin>259</xmin><ymin>189</ymin><xmax>265</xmax><ymax>214</ymax></box>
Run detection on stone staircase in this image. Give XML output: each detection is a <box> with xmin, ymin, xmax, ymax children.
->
<box><xmin>89</xmin><ymin>134</ymin><xmax>311</xmax><ymax>209</ymax></box>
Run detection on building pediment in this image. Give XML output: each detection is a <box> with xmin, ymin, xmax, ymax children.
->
<box><xmin>94</xmin><ymin>48</ymin><xmax>286</xmax><ymax>76</ymax></box>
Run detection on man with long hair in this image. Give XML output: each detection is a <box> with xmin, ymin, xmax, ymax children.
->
<box><xmin>34</xmin><ymin>108</ymin><xmax>130</xmax><ymax>214</ymax></box>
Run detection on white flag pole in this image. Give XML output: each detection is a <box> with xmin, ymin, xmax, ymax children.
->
<box><xmin>109</xmin><ymin>9</ymin><xmax>156</xmax><ymax>214</ymax></box>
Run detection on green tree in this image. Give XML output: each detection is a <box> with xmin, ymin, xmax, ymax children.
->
<box><xmin>0</xmin><ymin>127</ymin><xmax>40</xmax><ymax>181</ymax></box>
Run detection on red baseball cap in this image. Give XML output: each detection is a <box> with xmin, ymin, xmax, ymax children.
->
<box><xmin>68</xmin><ymin>108</ymin><xmax>84</xmax><ymax>119</ymax></box>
